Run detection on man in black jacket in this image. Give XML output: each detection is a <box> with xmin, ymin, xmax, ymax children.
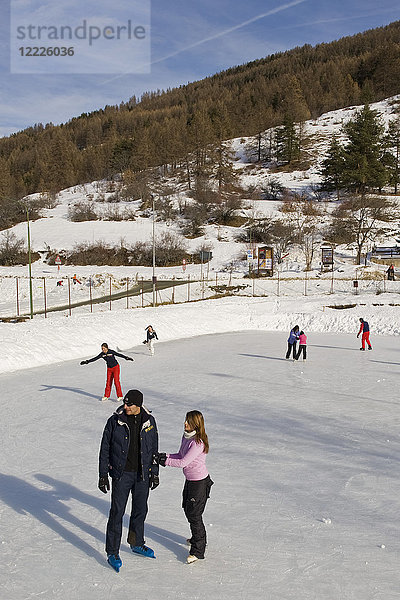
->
<box><xmin>98</xmin><ymin>389</ymin><xmax>159</xmax><ymax>572</ymax></box>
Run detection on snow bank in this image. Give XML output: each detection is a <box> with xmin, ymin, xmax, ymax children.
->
<box><xmin>1</xmin><ymin>295</ymin><xmax>399</xmax><ymax>375</ymax></box>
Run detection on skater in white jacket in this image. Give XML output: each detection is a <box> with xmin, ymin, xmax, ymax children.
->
<box><xmin>143</xmin><ymin>325</ymin><xmax>158</xmax><ymax>356</ymax></box>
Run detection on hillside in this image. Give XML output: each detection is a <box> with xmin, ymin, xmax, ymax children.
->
<box><xmin>1</xmin><ymin>95</ymin><xmax>399</xmax><ymax>287</ymax></box>
<box><xmin>0</xmin><ymin>20</ymin><xmax>400</xmax><ymax>206</ymax></box>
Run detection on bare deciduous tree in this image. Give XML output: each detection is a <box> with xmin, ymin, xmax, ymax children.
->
<box><xmin>279</xmin><ymin>196</ymin><xmax>323</xmax><ymax>270</ymax></box>
<box><xmin>327</xmin><ymin>194</ymin><xmax>399</xmax><ymax>264</ymax></box>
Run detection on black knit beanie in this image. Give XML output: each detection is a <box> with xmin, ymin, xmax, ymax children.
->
<box><xmin>123</xmin><ymin>389</ymin><xmax>143</xmax><ymax>407</ymax></box>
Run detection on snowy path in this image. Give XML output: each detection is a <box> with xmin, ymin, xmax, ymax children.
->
<box><xmin>0</xmin><ymin>331</ymin><xmax>399</xmax><ymax>600</ymax></box>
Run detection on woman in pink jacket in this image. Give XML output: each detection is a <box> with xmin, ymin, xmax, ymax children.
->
<box><xmin>155</xmin><ymin>410</ymin><xmax>213</xmax><ymax>564</ymax></box>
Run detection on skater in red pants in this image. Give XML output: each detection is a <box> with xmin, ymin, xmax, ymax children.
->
<box><xmin>357</xmin><ymin>318</ymin><xmax>372</xmax><ymax>351</ymax></box>
<box><xmin>80</xmin><ymin>343</ymin><xmax>134</xmax><ymax>401</ymax></box>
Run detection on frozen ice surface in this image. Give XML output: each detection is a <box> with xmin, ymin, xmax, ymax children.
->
<box><xmin>0</xmin><ymin>330</ymin><xmax>399</xmax><ymax>599</ymax></box>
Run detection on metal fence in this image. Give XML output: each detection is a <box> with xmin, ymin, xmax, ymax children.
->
<box><xmin>1</xmin><ymin>269</ymin><xmax>399</xmax><ymax>321</ymax></box>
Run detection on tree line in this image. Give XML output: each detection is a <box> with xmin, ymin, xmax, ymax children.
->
<box><xmin>0</xmin><ymin>20</ymin><xmax>399</xmax><ymax>231</ymax></box>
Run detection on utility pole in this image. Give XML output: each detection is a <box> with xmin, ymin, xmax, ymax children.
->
<box><xmin>152</xmin><ymin>194</ymin><xmax>156</xmax><ymax>307</ymax></box>
<box><xmin>26</xmin><ymin>206</ymin><xmax>34</xmax><ymax>319</ymax></box>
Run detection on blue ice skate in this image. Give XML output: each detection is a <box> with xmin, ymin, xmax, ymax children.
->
<box><xmin>130</xmin><ymin>544</ymin><xmax>156</xmax><ymax>558</ymax></box>
<box><xmin>107</xmin><ymin>553</ymin><xmax>122</xmax><ymax>572</ymax></box>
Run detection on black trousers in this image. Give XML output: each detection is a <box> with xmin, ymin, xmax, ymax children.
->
<box><xmin>286</xmin><ymin>341</ymin><xmax>297</xmax><ymax>358</ymax></box>
<box><xmin>106</xmin><ymin>471</ymin><xmax>150</xmax><ymax>555</ymax></box>
<box><xmin>182</xmin><ymin>475</ymin><xmax>213</xmax><ymax>559</ymax></box>
<box><xmin>295</xmin><ymin>344</ymin><xmax>307</xmax><ymax>360</ymax></box>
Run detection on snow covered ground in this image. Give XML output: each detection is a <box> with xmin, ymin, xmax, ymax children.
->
<box><xmin>0</xmin><ymin>327</ymin><xmax>399</xmax><ymax>600</ymax></box>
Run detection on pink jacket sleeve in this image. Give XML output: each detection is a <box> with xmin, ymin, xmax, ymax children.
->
<box><xmin>166</xmin><ymin>441</ymin><xmax>204</xmax><ymax>468</ymax></box>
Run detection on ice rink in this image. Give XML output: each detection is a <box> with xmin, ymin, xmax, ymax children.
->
<box><xmin>0</xmin><ymin>330</ymin><xmax>399</xmax><ymax>600</ymax></box>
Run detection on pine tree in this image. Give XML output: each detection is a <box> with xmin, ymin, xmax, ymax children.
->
<box><xmin>187</xmin><ymin>104</ymin><xmax>215</xmax><ymax>177</ymax></box>
<box><xmin>341</xmin><ymin>105</ymin><xmax>387</xmax><ymax>195</ymax></box>
<box><xmin>211</xmin><ymin>143</ymin><xmax>237</xmax><ymax>190</ymax></box>
<box><xmin>110</xmin><ymin>138</ymin><xmax>135</xmax><ymax>173</ymax></box>
<box><xmin>276</xmin><ymin>116</ymin><xmax>300</xmax><ymax>164</ymax></box>
<box><xmin>281</xmin><ymin>76</ymin><xmax>311</xmax><ymax>123</ymax></box>
<box><xmin>43</xmin><ymin>131</ymin><xmax>79</xmax><ymax>193</ymax></box>
<box><xmin>0</xmin><ymin>156</ymin><xmax>12</xmax><ymax>200</ymax></box>
<box><xmin>320</xmin><ymin>135</ymin><xmax>346</xmax><ymax>199</ymax></box>
<box><xmin>384</xmin><ymin>116</ymin><xmax>400</xmax><ymax>193</ymax></box>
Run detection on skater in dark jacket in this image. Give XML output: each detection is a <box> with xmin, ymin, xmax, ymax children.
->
<box><xmin>386</xmin><ymin>264</ymin><xmax>395</xmax><ymax>281</ymax></box>
<box><xmin>80</xmin><ymin>342</ymin><xmax>134</xmax><ymax>401</ymax></box>
<box><xmin>286</xmin><ymin>325</ymin><xmax>300</xmax><ymax>359</ymax></box>
<box><xmin>143</xmin><ymin>325</ymin><xmax>158</xmax><ymax>356</ymax></box>
<box><xmin>98</xmin><ymin>389</ymin><xmax>159</xmax><ymax>572</ymax></box>
<box><xmin>154</xmin><ymin>410</ymin><xmax>213</xmax><ymax>564</ymax></box>
<box><xmin>357</xmin><ymin>318</ymin><xmax>372</xmax><ymax>350</ymax></box>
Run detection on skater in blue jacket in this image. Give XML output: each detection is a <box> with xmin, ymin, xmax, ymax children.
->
<box><xmin>286</xmin><ymin>325</ymin><xmax>300</xmax><ymax>359</ymax></box>
<box><xmin>98</xmin><ymin>389</ymin><xmax>159</xmax><ymax>572</ymax></box>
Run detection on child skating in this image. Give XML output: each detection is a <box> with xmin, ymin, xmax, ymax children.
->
<box><xmin>80</xmin><ymin>342</ymin><xmax>134</xmax><ymax>401</ymax></box>
<box><xmin>294</xmin><ymin>330</ymin><xmax>307</xmax><ymax>361</ymax></box>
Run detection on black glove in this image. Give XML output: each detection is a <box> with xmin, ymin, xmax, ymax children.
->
<box><xmin>98</xmin><ymin>475</ymin><xmax>110</xmax><ymax>494</ymax></box>
<box><xmin>150</xmin><ymin>474</ymin><xmax>159</xmax><ymax>490</ymax></box>
<box><xmin>152</xmin><ymin>452</ymin><xmax>167</xmax><ymax>467</ymax></box>
<box><xmin>127</xmin><ymin>357</ymin><xmax>134</xmax><ymax>361</ymax></box>
<box><xmin>142</xmin><ymin>340</ymin><xmax>147</xmax><ymax>344</ymax></box>
<box><xmin>80</xmin><ymin>360</ymin><xmax>88</xmax><ymax>365</ymax></box>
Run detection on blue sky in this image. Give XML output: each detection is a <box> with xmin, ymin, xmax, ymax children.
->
<box><xmin>1</xmin><ymin>0</ymin><xmax>399</xmax><ymax>137</ymax></box>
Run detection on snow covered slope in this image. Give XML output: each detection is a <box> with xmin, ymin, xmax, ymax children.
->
<box><xmin>2</xmin><ymin>95</ymin><xmax>399</xmax><ymax>269</ymax></box>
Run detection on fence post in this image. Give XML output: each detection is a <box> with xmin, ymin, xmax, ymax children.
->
<box><xmin>141</xmin><ymin>277</ymin><xmax>144</xmax><ymax>308</ymax></box>
<box><xmin>16</xmin><ymin>277</ymin><xmax>20</xmax><ymax>316</ymax></box>
<box><xmin>187</xmin><ymin>274</ymin><xmax>191</xmax><ymax>302</ymax></box>
<box><xmin>277</xmin><ymin>270</ymin><xmax>280</xmax><ymax>297</ymax></box>
<box><xmin>304</xmin><ymin>271</ymin><xmax>308</xmax><ymax>296</ymax></box>
<box><xmin>330</xmin><ymin>267</ymin><xmax>334</xmax><ymax>294</ymax></box>
<box><xmin>68</xmin><ymin>277</ymin><xmax>72</xmax><ymax>316</ymax></box>
<box><xmin>172</xmin><ymin>278</ymin><xmax>175</xmax><ymax>304</ymax></box>
<box><xmin>252</xmin><ymin>277</ymin><xmax>255</xmax><ymax>297</ymax></box>
<box><xmin>89</xmin><ymin>277</ymin><xmax>93</xmax><ymax>312</ymax></box>
<box><xmin>43</xmin><ymin>277</ymin><xmax>47</xmax><ymax>318</ymax></box>
<box><xmin>109</xmin><ymin>277</ymin><xmax>112</xmax><ymax>310</ymax></box>
<box><xmin>126</xmin><ymin>278</ymin><xmax>129</xmax><ymax>309</ymax></box>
